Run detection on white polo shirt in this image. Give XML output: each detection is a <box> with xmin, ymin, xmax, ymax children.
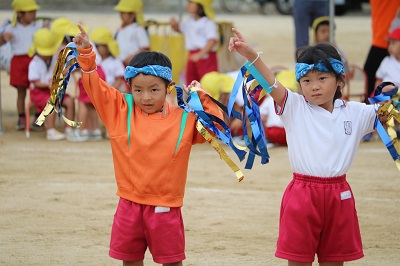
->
<box><xmin>115</xmin><ymin>23</ymin><xmax>149</xmax><ymax>62</ymax></box>
<box><xmin>100</xmin><ymin>56</ymin><xmax>125</xmax><ymax>87</ymax></box>
<box><xmin>278</xmin><ymin>89</ymin><xmax>376</xmax><ymax>177</ymax></box>
<box><xmin>5</xmin><ymin>21</ymin><xmax>41</xmax><ymax>55</ymax></box>
<box><xmin>180</xmin><ymin>16</ymin><xmax>218</xmax><ymax>52</ymax></box>
<box><xmin>376</xmin><ymin>55</ymin><xmax>400</xmax><ymax>85</ymax></box>
<box><xmin>28</xmin><ymin>55</ymin><xmax>52</xmax><ymax>85</ymax></box>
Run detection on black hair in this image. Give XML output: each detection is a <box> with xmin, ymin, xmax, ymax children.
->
<box><xmin>128</xmin><ymin>51</ymin><xmax>172</xmax><ymax>86</ymax></box>
<box><xmin>315</xmin><ymin>20</ymin><xmax>329</xmax><ymax>33</ymax></box>
<box><xmin>196</xmin><ymin>4</ymin><xmax>207</xmax><ymax>17</ymax></box>
<box><xmin>295</xmin><ymin>43</ymin><xmax>345</xmax><ymax>101</ymax></box>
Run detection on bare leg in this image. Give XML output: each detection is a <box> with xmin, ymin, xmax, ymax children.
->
<box><xmin>77</xmin><ymin>101</ymin><xmax>89</xmax><ymax>131</ymax></box>
<box><xmin>16</xmin><ymin>86</ymin><xmax>27</xmax><ymax>115</ymax></box>
<box><xmin>123</xmin><ymin>261</ymin><xmax>143</xmax><ymax>266</ymax></box>
<box><xmin>163</xmin><ymin>262</ymin><xmax>183</xmax><ymax>266</ymax></box>
<box><xmin>320</xmin><ymin>262</ymin><xmax>344</xmax><ymax>266</ymax></box>
<box><xmin>87</xmin><ymin>104</ymin><xmax>99</xmax><ymax>131</ymax></box>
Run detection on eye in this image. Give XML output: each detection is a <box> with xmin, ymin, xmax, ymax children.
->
<box><xmin>134</xmin><ymin>89</ymin><xmax>141</xmax><ymax>93</ymax></box>
<box><xmin>151</xmin><ymin>88</ymin><xmax>160</xmax><ymax>92</ymax></box>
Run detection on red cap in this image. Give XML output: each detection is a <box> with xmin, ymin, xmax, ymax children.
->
<box><xmin>388</xmin><ymin>27</ymin><xmax>400</xmax><ymax>41</ymax></box>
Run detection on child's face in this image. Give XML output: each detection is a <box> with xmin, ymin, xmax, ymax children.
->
<box><xmin>298</xmin><ymin>70</ymin><xmax>341</xmax><ymax>112</ymax></box>
<box><xmin>388</xmin><ymin>39</ymin><xmax>400</xmax><ymax>59</ymax></box>
<box><xmin>95</xmin><ymin>44</ymin><xmax>110</xmax><ymax>58</ymax></box>
<box><xmin>315</xmin><ymin>24</ymin><xmax>330</xmax><ymax>43</ymax></box>
<box><xmin>130</xmin><ymin>74</ymin><xmax>167</xmax><ymax>114</ymax></box>
<box><xmin>18</xmin><ymin>10</ymin><xmax>37</xmax><ymax>25</ymax></box>
<box><xmin>119</xmin><ymin>12</ymin><xmax>135</xmax><ymax>26</ymax></box>
<box><xmin>187</xmin><ymin>1</ymin><xmax>199</xmax><ymax>15</ymax></box>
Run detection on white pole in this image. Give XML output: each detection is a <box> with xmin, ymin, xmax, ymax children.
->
<box><xmin>329</xmin><ymin>0</ymin><xmax>335</xmax><ymax>44</ymax></box>
<box><xmin>0</xmin><ymin>70</ymin><xmax>3</xmax><ymax>135</ymax></box>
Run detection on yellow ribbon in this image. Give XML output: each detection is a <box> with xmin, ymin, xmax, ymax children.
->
<box><xmin>35</xmin><ymin>47</ymin><xmax>82</xmax><ymax>128</ymax></box>
<box><xmin>377</xmin><ymin>102</ymin><xmax>400</xmax><ymax>171</ymax></box>
<box><xmin>196</xmin><ymin>120</ymin><xmax>244</xmax><ymax>182</ymax></box>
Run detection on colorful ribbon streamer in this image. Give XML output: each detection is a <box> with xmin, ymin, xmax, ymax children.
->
<box><xmin>368</xmin><ymin>82</ymin><xmax>400</xmax><ymax>171</ymax></box>
<box><xmin>36</xmin><ymin>42</ymin><xmax>81</xmax><ymax>128</ymax></box>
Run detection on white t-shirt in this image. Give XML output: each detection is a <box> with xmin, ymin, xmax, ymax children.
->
<box><xmin>100</xmin><ymin>56</ymin><xmax>125</xmax><ymax>88</ymax></box>
<box><xmin>376</xmin><ymin>55</ymin><xmax>400</xmax><ymax>85</ymax></box>
<box><xmin>180</xmin><ymin>16</ymin><xmax>218</xmax><ymax>51</ymax></box>
<box><xmin>28</xmin><ymin>55</ymin><xmax>52</xmax><ymax>85</ymax></box>
<box><xmin>5</xmin><ymin>21</ymin><xmax>41</xmax><ymax>55</ymax></box>
<box><xmin>115</xmin><ymin>23</ymin><xmax>149</xmax><ymax>62</ymax></box>
<box><xmin>278</xmin><ymin>89</ymin><xmax>376</xmax><ymax>177</ymax></box>
<box><xmin>259</xmin><ymin>95</ymin><xmax>283</xmax><ymax>128</ymax></box>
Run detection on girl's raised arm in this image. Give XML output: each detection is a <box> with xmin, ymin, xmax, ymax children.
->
<box><xmin>229</xmin><ymin>28</ymin><xmax>287</xmax><ymax>105</ymax></box>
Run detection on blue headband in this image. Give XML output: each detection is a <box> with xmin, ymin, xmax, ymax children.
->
<box><xmin>124</xmin><ymin>65</ymin><xmax>172</xmax><ymax>83</ymax></box>
<box><xmin>295</xmin><ymin>58</ymin><xmax>345</xmax><ymax>81</ymax></box>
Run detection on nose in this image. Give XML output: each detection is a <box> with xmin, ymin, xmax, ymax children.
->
<box><xmin>142</xmin><ymin>91</ymin><xmax>152</xmax><ymax>101</ymax></box>
<box><xmin>311</xmin><ymin>81</ymin><xmax>320</xmax><ymax>91</ymax></box>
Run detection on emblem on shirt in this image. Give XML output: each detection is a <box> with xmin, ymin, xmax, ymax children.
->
<box><xmin>344</xmin><ymin>121</ymin><xmax>352</xmax><ymax>135</ymax></box>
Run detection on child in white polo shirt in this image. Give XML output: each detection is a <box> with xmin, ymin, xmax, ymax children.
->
<box><xmin>113</xmin><ymin>0</ymin><xmax>150</xmax><ymax>66</ymax></box>
<box><xmin>170</xmin><ymin>0</ymin><xmax>219</xmax><ymax>84</ymax></box>
<box><xmin>229</xmin><ymin>27</ymin><xmax>396</xmax><ymax>265</ymax></box>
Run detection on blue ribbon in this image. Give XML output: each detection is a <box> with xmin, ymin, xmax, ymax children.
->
<box><xmin>369</xmin><ymin>82</ymin><xmax>400</xmax><ymax>161</ymax></box>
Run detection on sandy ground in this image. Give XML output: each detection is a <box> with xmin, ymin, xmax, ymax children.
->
<box><xmin>1</xmin><ymin>8</ymin><xmax>400</xmax><ymax>266</ymax></box>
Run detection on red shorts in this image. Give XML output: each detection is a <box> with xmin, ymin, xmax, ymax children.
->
<box><xmin>10</xmin><ymin>55</ymin><xmax>32</xmax><ymax>88</ymax></box>
<box><xmin>109</xmin><ymin>198</ymin><xmax>186</xmax><ymax>264</ymax></box>
<box><xmin>275</xmin><ymin>173</ymin><xmax>364</xmax><ymax>263</ymax></box>
<box><xmin>78</xmin><ymin>65</ymin><xmax>106</xmax><ymax>103</ymax></box>
<box><xmin>265</xmin><ymin>126</ymin><xmax>286</xmax><ymax>145</ymax></box>
<box><xmin>186</xmin><ymin>50</ymin><xmax>218</xmax><ymax>83</ymax></box>
<box><xmin>30</xmin><ymin>88</ymin><xmax>71</xmax><ymax>113</ymax></box>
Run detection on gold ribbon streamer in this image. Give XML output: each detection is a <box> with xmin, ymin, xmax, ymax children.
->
<box><xmin>377</xmin><ymin>102</ymin><xmax>400</xmax><ymax>171</ymax></box>
<box><xmin>196</xmin><ymin>120</ymin><xmax>244</xmax><ymax>182</ymax></box>
<box><xmin>35</xmin><ymin>47</ymin><xmax>82</xmax><ymax>128</ymax></box>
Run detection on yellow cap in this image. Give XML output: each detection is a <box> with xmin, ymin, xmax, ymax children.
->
<box><xmin>28</xmin><ymin>28</ymin><xmax>59</xmax><ymax>57</ymax></box>
<box><xmin>191</xmin><ymin>0</ymin><xmax>215</xmax><ymax>20</ymax></box>
<box><xmin>200</xmin><ymin>71</ymin><xmax>234</xmax><ymax>100</ymax></box>
<box><xmin>276</xmin><ymin>69</ymin><xmax>298</xmax><ymax>92</ymax></box>
<box><xmin>114</xmin><ymin>0</ymin><xmax>145</xmax><ymax>26</ymax></box>
<box><xmin>12</xmin><ymin>0</ymin><xmax>40</xmax><ymax>11</ymax></box>
<box><xmin>90</xmin><ymin>27</ymin><xmax>120</xmax><ymax>58</ymax></box>
<box><xmin>11</xmin><ymin>0</ymin><xmax>40</xmax><ymax>26</ymax></box>
<box><xmin>50</xmin><ymin>17</ymin><xmax>74</xmax><ymax>47</ymax></box>
<box><xmin>67</xmin><ymin>24</ymin><xmax>89</xmax><ymax>37</ymax></box>
<box><xmin>312</xmin><ymin>16</ymin><xmax>329</xmax><ymax>33</ymax></box>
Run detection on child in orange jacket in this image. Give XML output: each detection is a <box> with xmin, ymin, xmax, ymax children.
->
<box><xmin>73</xmin><ymin>24</ymin><xmax>223</xmax><ymax>266</ymax></box>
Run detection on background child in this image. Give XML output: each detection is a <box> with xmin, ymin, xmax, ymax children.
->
<box><xmin>170</xmin><ymin>0</ymin><xmax>219</xmax><ymax>84</ymax></box>
<box><xmin>0</xmin><ymin>0</ymin><xmax>41</xmax><ymax>130</ymax></box>
<box><xmin>113</xmin><ymin>0</ymin><xmax>150</xmax><ymax>66</ymax></box>
<box><xmin>375</xmin><ymin>27</ymin><xmax>400</xmax><ymax>87</ymax></box>
<box><xmin>375</xmin><ymin>26</ymin><xmax>400</xmax><ymax>137</ymax></box>
<box><xmin>229</xmin><ymin>28</ymin><xmax>394</xmax><ymax>265</ymax></box>
<box><xmin>90</xmin><ymin>27</ymin><xmax>125</xmax><ymax>92</ymax></box>
<box><xmin>74</xmin><ymin>24</ymin><xmax>224</xmax><ymax>265</ymax></box>
<box><xmin>28</xmin><ymin>28</ymin><xmax>77</xmax><ymax>141</ymax></box>
<box><xmin>89</xmin><ymin>26</ymin><xmax>126</xmax><ymax>139</ymax></box>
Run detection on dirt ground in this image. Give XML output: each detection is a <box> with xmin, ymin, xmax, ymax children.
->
<box><xmin>0</xmin><ymin>9</ymin><xmax>400</xmax><ymax>266</ymax></box>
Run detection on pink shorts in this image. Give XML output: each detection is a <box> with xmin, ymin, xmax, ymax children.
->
<box><xmin>30</xmin><ymin>87</ymin><xmax>70</xmax><ymax>113</ymax></box>
<box><xmin>109</xmin><ymin>198</ymin><xmax>186</xmax><ymax>264</ymax></box>
<box><xmin>10</xmin><ymin>55</ymin><xmax>32</xmax><ymax>88</ymax></box>
<box><xmin>275</xmin><ymin>173</ymin><xmax>364</xmax><ymax>263</ymax></box>
<box><xmin>186</xmin><ymin>50</ymin><xmax>218</xmax><ymax>83</ymax></box>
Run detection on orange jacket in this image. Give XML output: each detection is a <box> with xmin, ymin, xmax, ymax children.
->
<box><xmin>78</xmin><ymin>46</ymin><xmax>222</xmax><ymax>207</ymax></box>
<box><xmin>370</xmin><ymin>0</ymin><xmax>400</xmax><ymax>48</ymax></box>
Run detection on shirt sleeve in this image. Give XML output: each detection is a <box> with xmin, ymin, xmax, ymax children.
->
<box><xmin>77</xmin><ymin>45</ymin><xmax>129</xmax><ymax>133</ymax></box>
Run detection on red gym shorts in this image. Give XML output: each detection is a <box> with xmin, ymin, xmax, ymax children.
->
<box><xmin>275</xmin><ymin>173</ymin><xmax>364</xmax><ymax>263</ymax></box>
<box><xmin>109</xmin><ymin>198</ymin><xmax>186</xmax><ymax>264</ymax></box>
<box><xmin>10</xmin><ymin>55</ymin><xmax>32</xmax><ymax>88</ymax></box>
